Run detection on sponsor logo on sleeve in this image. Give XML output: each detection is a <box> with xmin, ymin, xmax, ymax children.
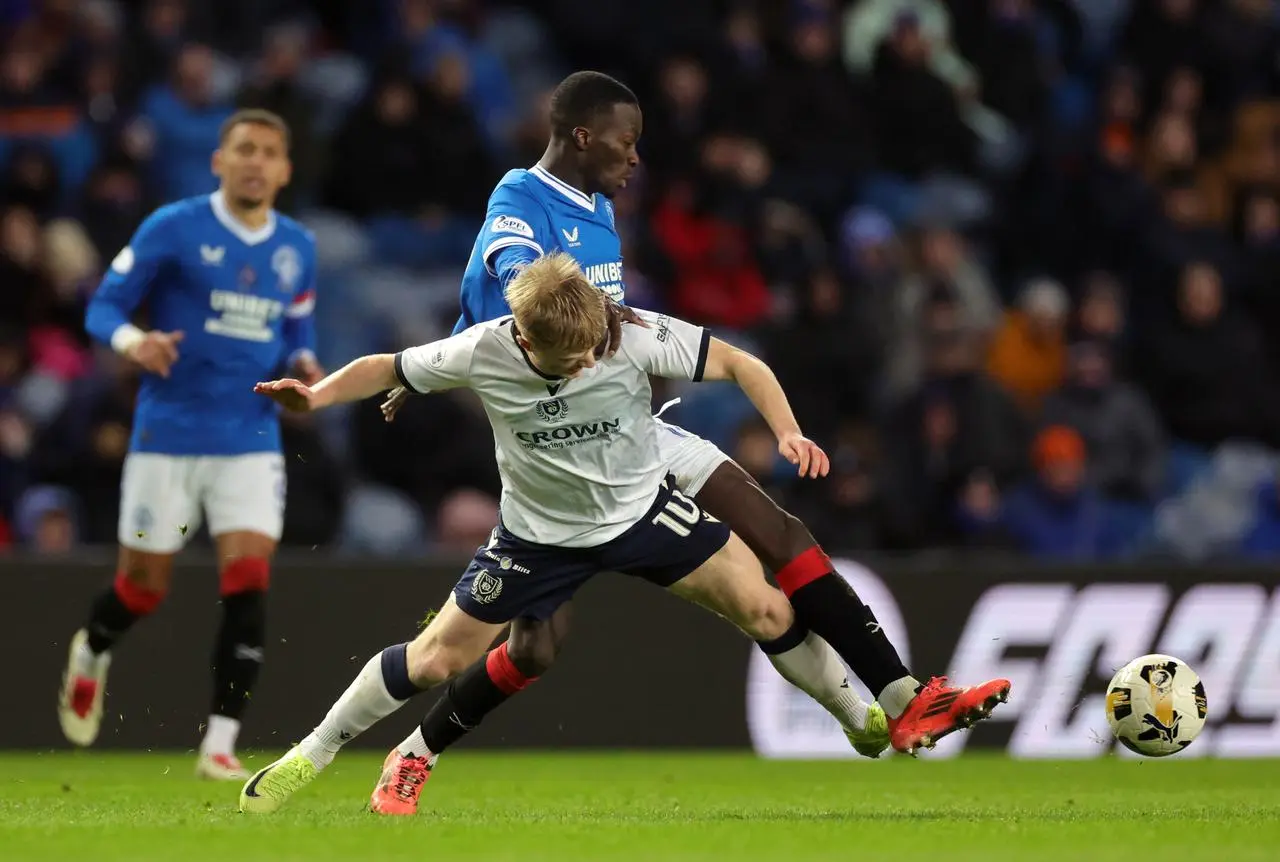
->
<box><xmin>492</xmin><ymin>215</ymin><xmax>534</xmax><ymax>238</ymax></box>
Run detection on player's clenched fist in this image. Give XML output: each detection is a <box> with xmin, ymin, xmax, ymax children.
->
<box><xmin>126</xmin><ymin>330</ymin><xmax>184</xmax><ymax>378</ymax></box>
<box><xmin>778</xmin><ymin>432</ymin><xmax>830</xmax><ymax>479</ymax></box>
<box><xmin>255</xmin><ymin>378</ymin><xmax>319</xmax><ymax>413</ymax></box>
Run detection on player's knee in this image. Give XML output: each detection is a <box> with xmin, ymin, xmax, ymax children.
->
<box><xmin>113</xmin><ymin>569</ymin><xmax>168</xmax><ymax>615</ymax></box>
<box><xmin>116</xmin><ymin>549</ymin><xmax>172</xmax><ymax>613</ymax></box>
<box><xmin>406</xmin><ymin>639</ymin><xmax>475</xmax><ymax>687</ymax></box>
<box><xmin>507</xmin><ymin>622</ymin><xmax>562</xmax><ymax>677</ymax></box>
<box><xmin>734</xmin><ymin>588</ymin><xmax>794</xmax><ymax>642</ymax></box>
<box><xmin>117</xmin><ymin>548</ymin><xmax>173</xmax><ymax>598</ymax></box>
<box><xmin>219</xmin><ymin>557</ymin><xmax>271</xmax><ymax>596</ymax></box>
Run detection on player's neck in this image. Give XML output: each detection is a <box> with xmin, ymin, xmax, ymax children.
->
<box><xmin>218</xmin><ymin>190</ymin><xmax>272</xmax><ymax>230</ymax></box>
<box><xmin>537</xmin><ymin>145</ymin><xmax>595</xmax><ymax>198</ymax></box>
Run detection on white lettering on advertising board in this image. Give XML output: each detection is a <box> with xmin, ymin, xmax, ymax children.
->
<box><xmin>746</xmin><ymin>566</ymin><xmax>1280</xmax><ymax>759</ymax></box>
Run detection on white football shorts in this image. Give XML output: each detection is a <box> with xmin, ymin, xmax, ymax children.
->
<box><xmin>655</xmin><ymin>417</ymin><xmax>731</xmax><ymax>498</ymax></box>
<box><xmin>117</xmin><ymin>452</ymin><xmax>286</xmax><ymax>554</ymax></box>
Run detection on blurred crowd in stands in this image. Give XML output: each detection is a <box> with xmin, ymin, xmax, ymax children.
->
<box><xmin>4</xmin><ymin>0</ymin><xmax>1280</xmax><ymax>561</ymax></box>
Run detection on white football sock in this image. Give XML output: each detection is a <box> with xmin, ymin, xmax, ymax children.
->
<box><xmin>879</xmin><ymin>676</ymin><xmax>922</xmax><ymax>719</ymax></box>
<box><xmin>73</xmin><ymin>641</ymin><xmax>101</xmax><ymax>676</ymax></box>
<box><xmin>396</xmin><ymin>726</ymin><xmax>439</xmax><ymax>766</ymax></box>
<box><xmin>766</xmin><ymin>632</ymin><xmax>869</xmax><ymax>732</ymax></box>
<box><xmin>201</xmin><ymin>715</ymin><xmax>240</xmax><ymax>757</ymax></box>
<box><xmin>299</xmin><ymin>653</ymin><xmax>411</xmax><ymax>770</ymax></box>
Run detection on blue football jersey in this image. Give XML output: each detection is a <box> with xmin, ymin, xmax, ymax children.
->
<box><xmin>85</xmin><ymin>191</ymin><xmax>317</xmax><ymax>456</ymax></box>
<box><xmin>454</xmin><ymin>165</ymin><xmax>624</xmax><ymax>334</ymax></box>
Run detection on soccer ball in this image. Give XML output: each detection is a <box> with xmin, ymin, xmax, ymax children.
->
<box><xmin>1105</xmin><ymin>654</ymin><xmax>1207</xmax><ymax>757</ymax></box>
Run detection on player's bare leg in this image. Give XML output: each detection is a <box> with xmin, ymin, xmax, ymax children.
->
<box><xmin>59</xmin><ymin>547</ymin><xmax>172</xmax><ymax>747</ymax></box>
<box><xmin>506</xmin><ymin>608</ymin><xmax>571</xmax><ymax>678</ymax></box>
<box><xmin>197</xmin><ymin>530</ymin><xmax>275</xmax><ymax>781</ymax></box>
<box><xmin>402</xmin><ymin>607</ymin><xmax>569</xmax><ymax>772</ymax></box>
<box><xmin>694</xmin><ymin>461</ymin><xmax>1009</xmax><ymax>755</ymax></box>
<box><xmin>240</xmin><ymin>595</ymin><xmax>502</xmax><ymax>814</ymax></box>
<box><xmin>666</xmin><ymin>532</ymin><xmax>792</xmax><ymax>639</ymax></box>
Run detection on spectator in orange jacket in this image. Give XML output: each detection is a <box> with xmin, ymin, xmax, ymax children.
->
<box><xmin>987</xmin><ymin>278</ymin><xmax>1069</xmax><ymax>413</ymax></box>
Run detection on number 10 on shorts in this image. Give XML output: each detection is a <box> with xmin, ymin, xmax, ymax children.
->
<box><xmin>652</xmin><ymin>487</ymin><xmax>717</xmax><ymax>537</ymax></box>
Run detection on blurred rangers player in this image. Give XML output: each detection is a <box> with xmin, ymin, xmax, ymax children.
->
<box><xmin>57</xmin><ymin>109</ymin><xmax>322</xmax><ymax>780</ymax></box>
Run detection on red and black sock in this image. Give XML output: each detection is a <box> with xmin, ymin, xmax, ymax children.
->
<box><xmin>418</xmin><ymin>642</ymin><xmax>537</xmax><ymax>754</ymax></box>
<box><xmin>211</xmin><ymin>558</ymin><xmax>269</xmax><ymax>721</ymax></box>
<box><xmin>775</xmin><ymin>547</ymin><xmax>910</xmax><ymax>697</ymax></box>
<box><xmin>84</xmin><ymin>572</ymin><xmax>164</xmax><ymax>654</ymax></box>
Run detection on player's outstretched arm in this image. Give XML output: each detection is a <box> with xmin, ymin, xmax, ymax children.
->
<box><xmin>256</xmin><ymin>354</ymin><xmax>398</xmax><ymax>413</ymax></box>
<box><xmin>700</xmin><ymin>338</ymin><xmax>830</xmax><ymax>479</ymax></box>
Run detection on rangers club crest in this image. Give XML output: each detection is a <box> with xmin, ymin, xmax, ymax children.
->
<box><xmin>535</xmin><ymin>397</ymin><xmax>569</xmax><ymax>422</ymax></box>
<box><xmin>133</xmin><ymin>505</ymin><xmax>154</xmax><ymax>537</ymax></box>
<box><xmin>272</xmin><ymin>245</ymin><xmax>302</xmax><ymax>293</ymax></box>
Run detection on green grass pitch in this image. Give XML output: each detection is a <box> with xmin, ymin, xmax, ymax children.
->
<box><xmin>2</xmin><ymin>752</ymin><xmax>1279</xmax><ymax>861</ymax></box>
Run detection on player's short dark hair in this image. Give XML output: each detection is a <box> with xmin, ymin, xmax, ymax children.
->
<box><xmin>219</xmin><ymin>109</ymin><xmax>291</xmax><ymax>149</ymax></box>
<box><xmin>549</xmin><ymin>71</ymin><xmax>638</xmax><ymax>138</ymax></box>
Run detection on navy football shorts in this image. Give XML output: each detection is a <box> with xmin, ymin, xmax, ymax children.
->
<box><xmin>453</xmin><ymin>476</ymin><xmax>730</xmax><ymax>624</ymax></box>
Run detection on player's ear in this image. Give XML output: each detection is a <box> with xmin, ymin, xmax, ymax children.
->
<box><xmin>572</xmin><ymin>126</ymin><xmax>590</xmax><ymax>151</ymax></box>
<box><xmin>211</xmin><ymin>147</ymin><xmax>224</xmax><ymax>180</ymax></box>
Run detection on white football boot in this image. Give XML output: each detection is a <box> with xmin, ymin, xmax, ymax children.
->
<box><xmin>58</xmin><ymin>629</ymin><xmax>110</xmax><ymax>747</ymax></box>
<box><xmin>196</xmin><ymin>752</ymin><xmax>252</xmax><ymax>781</ymax></box>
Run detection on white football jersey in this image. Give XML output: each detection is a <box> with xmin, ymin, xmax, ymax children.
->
<box><xmin>395</xmin><ymin>309</ymin><xmax>711</xmax><ymax>547</ymax></box>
